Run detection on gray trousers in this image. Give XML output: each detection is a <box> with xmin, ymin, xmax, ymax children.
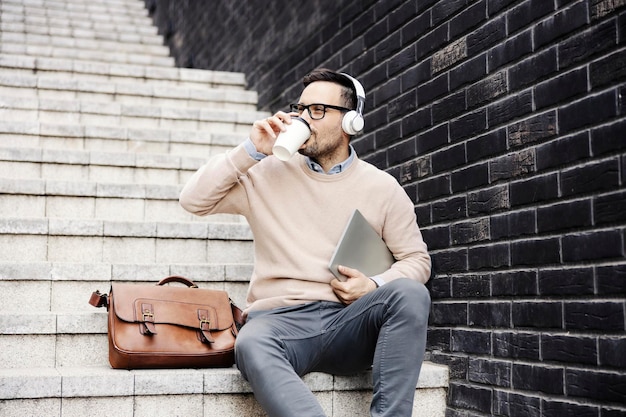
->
<box><xmin>235</xmin><ymin>278</ymin><xmax>431</xmax><ymax>417</ymax></box>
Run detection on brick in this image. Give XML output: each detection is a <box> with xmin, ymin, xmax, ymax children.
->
<box><xmin>429</xmin><ymin>301</ymin><xmax>468</xmax><ymax>325</ymax></box>
<box><xmin>542</xmin><ymin>399</ymin><xmax>600</xmax><ymax>417</ymax></box>
<box><xmin>388</xmin><ymin>44</ymin><xmax>416</xmax><ymax>77</ymax></box>
<box><xmin>375</xmin><ymin>31</ymin><xmax>402</xmax><ymax>63</ymax></box>
<box><xmin>538</xmin><ymin>267</ymin><xmax>595</xmax><ymax>295</ymax></box>
<box><xmin>561</xmin><ymin>158</ymin><xmax>620</xmax><ymax>197</ymax></box>
<box><xmin>537</xmin><ymin>199</ymin><xmax>593</xmax><ymax>233</ymax></box>
<box><xmin>375</xmin><ymin>77</ymin><xmax>401</xmax><ymax>107</ymax></box>
<box><xmin>597</xmin><ymin>264</ymin><xmax>626</xmax><ymax>298</ymax></box>
<box><xmin>487</xmin><ymin>0</ymin><xmax>521</xmax><ymax>15</ymax></box>
<box><xmin>467</xmin><ymin>16</ymin><xmax>507</xmax><ymax>56</ymax></box>
<box><xmin>507</xmin><ymin>0</ymin><xmax>554</xmax><ymax>34</ymax></box>
<box><xmin>415</xmin><ymin>24</ymin><xmax>448</xmax><ymax>61</ymax></box>
<box><xmin>487</xmin><ymin>90</ymin><xmax>533</xmax><ymax>127</ymax></box>
<box><xmin>450</xmin><ymin>109</ymin><xmax>488</xmax><ymax>143</ymax></box>
<box><xmin>450</xmin><ymin>54</ymin><xmax>487</xmax><ymax>90</ymax></box>
<box><xmin>421</xmin><ymin>225</ymin><xmax>450</xmax><ymax>250</ymax></box>
<box><xmin>510</xmin><ymin>174</ymin><xmax>559</xmax><ymax>206</ymax></box>
<box><xmin>590</xmin><ymin>49</ymin><xmax>626</xmax><ymax>89</ymax></box>
<box><xmin>508</xmin><ymin>111</ymin><xmax>557</xmax><ymax>148</ymax></box>
<box><xmin>401</xmin><ymin>60</ymin><xmax>430</xmax><ymax>90</ymax></box>
<box><xmin>433</xmin><ymin>91</ymin><xmax>466</xmax><ymax>124</ymax></box>
<box><xmin>534</xmin><ymin>1</ymin><xmax>589</xmax><ymax>48</ymax></box>
<box><xmin>469</xmin><ymin>358</ymin><xmax>511</xmax><ymax>387</ymax></box>
<box><xmin>452</xmin><ymin>329</ymin><xmax>492</xmax><ymax>355</ymax></box>
<box><xmin>418</xmin><ymin>175</ymin><xmax>450</xmax><ymax>200</ymax></box>
<box><xmin>452</xmin><ymin>273</ymin><xmax>490</xmax><ymax>297</ymax></box>
<box><xmin>566</xmin><ymin>368</ymin><xmax>626</xmax><ymax>403</ymax></box>
<box><xmin>591</xmin><ymin>118</ymin><xmax>626</xmax><ymax>156</ymax></box>
<box><xmin>536</xmin><ymin>131</ymin><xmax>590</xmax><ymax>170</ymax></box>
<box><xmin>400</xmin><ymin>156</ymin><xmax>430</xmax><ymax>183</ymax></box>
<box><xmin>449</xmin><ymin>382</ymin><xmax>493</xmax><ymax>413</ymax></box>
<box><xmin>426</xmin><ymin>328</ymin><xmax>451</xmax><ymax>351</ymax></box>
<box><xmin>450</xmin><ymin>1</ymin><xmax>488</xmax><ymax>39</ymax></box>
<box><xmin>591</xmin><ymin>0</ymin><xmax>626</xmax><ymax>19</ymax></box>
<box><xmin>513</xmin><ymin>236</ymin><xmax>562</xmax><ymax>266</ymax></box>
<box><xmin>495</xmin><ymin>391</ymin><xmax>541</xmax><ymax>417</ymax></box>
<box><xmin>490</xmin><ymin>210</ymin><xmax>536</xmax><ymax>239</ymax></box>
<box><xmin>388</xmin><ymin>1</ymin><xmax>416</xmax><ymax>32</ymax></box>
<box><xmin>432</xmin><ymin>142</ymin><xmax>466</xmax><ymax>173</ymax></box>
<box><xmin>493</xmin><ymin>331</ymin><xmax>540</xmax><ymax>359</ymax></box>
<box><xmin>375</xmin><ymin>119</ymin><xmax>401</xmax><ymax>147</ymax></box>
<box><xmin>599</xmin><ymin>337</ymin><xmax>626</xmax><ymax>367</ymax></box>
<box><xmin>432</xmin><ymin>196</ymin><xmax>468</xmax><ymax>222</ymax></box>
<box><xmin>541</xmin><ymin>334</ymin><xmax>598</xmax><ymax>365</ymax></box>
<box><xmin>451</xmin><ymin>218</ymin><xmax>490</xmax><ymax>245</ymax></box>
<box><xmin>488</xmin><ymin>30</ymin><xmax>533</xmax><ymax>71</ymax></box>
<box><xmin>467</xmin><ymin>70</ymin><xmax>507</xmax><ymax>108</ymax></box>
<box><xmin>466</xmin><ymin>127</ymin><xmax>506</xmax><ymax>161</ymax></box>
<box><xmin>401</xmin><ymin>12</ymin><xmax>431</xmax><ymax>44</ymax></box>
<box><xmin>432</xmin><ymin>38</ymin><xmax>467</xmax><ymax>74</ymax></box>
<box><xmin>389</xmin><ymin>89</ymin><xmax>417</xmax><ymax>121</ymax></box>
<box><xmin>565</xmin><ymin>301</ymin><xmax>625</xmax><ymax>331</ymax></box>
<box><xmin>512</xmin><ymin>301</ymin><xmax>563</xmax><ymax>328</ymax></box>
<box><xmin>427</xmin><ymin>274</ymin><xmax>452</xmax><ymax>299</ymax></box>
<box><xmin>387</xmin><ymin>138</ymin><xmax>416</xmax><ymax>165</ymax></box>
<box><xmin>491</xmin><ymin>270</ymin><xmax>538</xmax><ymax>296</ymax></box>
<box><xmin>559</xmin><ymin>20</ymin><xmax>617</xmax><ymax>69</ymax></box>
<box><xmin>451</xmin><ymin>163</ymin><xmax>489</xmax><ymax>192</ymax></box>
<box><xmin>469</xmin><ymin>302</ymin><xmax>511</xmax><ymax>327</ymax></box>
<box><xmin>431</xmin><ymin>249</ymin><xmax>468</xmax><ymax>273</ymax></box>
<box><xmin>417</xmin><ymin>73</ymin><xmax>449</xmax><ymax>105</ymax></box>
<box><xmin>490</xmin><ymin>148</ymin><xmax>535</xmax><ymax>181</ymax></box>
<box><xmin>468</xmin><ymin>243</ymin><xmax>510</xmax><ymax>269</ymax></box>
<box><xmin>559</xmin><ymin>90</ymin><xmax>617</xmax><ymax>134</ymax></box>
<box><xmin>433</xmin><ymin>0</ymin><xmax>469</xmax><ymax>25</ymax></box>
<box><xmin>563</xmin><ymin>229</ymin><xmax>623</xmax><ymax>262</ymax></box>
<box><xmin>402</xmin><ymin>106</ymin><xmax>430</xmax><ymax>137</ymax></box>
<box><xmin>417</xmin><ymin>124</ymin><xmax>448</xmax><ymax>154</ymax></box>
<box><xmin>535</xmin><ymin>67</ymin><xmax>588</xmax><ymax>110</ymax></box>
<box><xmin>468</xmin><ymin>184</ymin><xmax>509</xmax><ymax>215</ymax></box>
<box><xmin>512</xmin><ymin>364</ymin><xmax>564</xmax><ymax>395</ymax></box>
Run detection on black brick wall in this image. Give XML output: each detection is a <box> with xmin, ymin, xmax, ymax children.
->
<box><xmin>147</xmin><ymin>0</ymin><xmax>626</xmax><ymax>415</ymax></box>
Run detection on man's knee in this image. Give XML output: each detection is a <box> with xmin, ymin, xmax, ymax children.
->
<box><xmin>384</xmin><ymin>278</ymin><xmax>431</xmax><ymax>319</ymax></box>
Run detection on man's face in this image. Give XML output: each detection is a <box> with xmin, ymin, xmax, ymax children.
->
<box><xmin>295</xmin><ymin>81</ymin><xmax>347</xmax><ymax>160</ymax></box>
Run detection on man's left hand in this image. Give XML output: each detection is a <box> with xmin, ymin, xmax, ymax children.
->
<box><xmin>330</xmin><ymin>265</ymin><xmax>377</xmax><ymax>305</ymax></box>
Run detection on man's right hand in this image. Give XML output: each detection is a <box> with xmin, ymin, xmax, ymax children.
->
<box><xmin>250</xmin><ymin>111</ymin><xmax>293</xmax><ymax>155</ymax></box>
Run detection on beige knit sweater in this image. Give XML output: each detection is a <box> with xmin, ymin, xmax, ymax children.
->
<box><xmin>179</xmin><ymin>144</ymin><xmax>431</xmax><ymax>313</ymax></box>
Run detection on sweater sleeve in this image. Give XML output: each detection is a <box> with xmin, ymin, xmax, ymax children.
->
<box><xmin>179</xmin><ymin>144</ymin><xmax>257</xmax><ymax>217</ymax></box>
<box><xmin>378</xmin><ymin>183</ymin><xmax>432</xmax><ymax>284</ymax></box>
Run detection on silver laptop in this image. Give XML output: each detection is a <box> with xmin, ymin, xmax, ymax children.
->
<box><xmin>328</xmin><ymin>209</ymin><xmax>395</xmax><ymax>281</ymax></box>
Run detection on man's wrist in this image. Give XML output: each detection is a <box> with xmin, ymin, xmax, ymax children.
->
<box><xmin>369</xmin><ymin>276</ymin><xmax>386</xmax><ymax>288</ymax></box>
<box><xmin>243</xmin><ymin>137</ymin><xmax>267</xmax><ymax>161</ymax></box>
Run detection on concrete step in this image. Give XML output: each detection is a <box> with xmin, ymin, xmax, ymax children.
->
<box><xmin>0</xmin><ymin>147</ymin><xmax>203</xmax><ymax>186</ymax></box>
<box><xmin>0</xmin><ymin>54</ymin><xmax>248</xmax><ymax>89</ymax></box>
<box><xmin>0</xmin><ymin>74</ymin><xmax>259</xmax><ymax>110</ymax></box>
<box><xmin>1</xmin><ymin>0</ymin><xmax>155</xmax><ymax>31</ymax></box>
<box><xmin>0</xmin><ymin>176</ymin><xmax>247</xmax><ymax>223</ymax></box>
<box><xmin>0</xmin><ymin>96</ymin><xmax>262</xmax><ymax>130</ymax></box>
<box><xmin>0</xmin><ymin>120</ymin><xmax>248</xmax><ymax>156</ymax></box>
<box><xmin>0</xmin><ymin>260</ymin><xmax>253</xmax><ymax>312</ymax></box>
<box><xmin>0</xmin><ymin>31</ymin><xmax>170</xmax><ymax>57</ymax></box>
<box><xmin>0</xmin><ymin>216</ymin><xmax>253</xmax><ymax>264</ymax></box>
<box><xmin>0</xmin><ymin>364</ymin><xmax>449</xmax><ymax>417</ymax></box>
<box><xmin>0</xmin><ymin>41</ymin><xmax>175</xmax><ymax>68</ymax></box>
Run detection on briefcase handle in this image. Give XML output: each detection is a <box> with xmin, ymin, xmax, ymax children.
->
<box><xmin>157</xmin><ymin>276</ymin><xmax>199</xmax><ymax>288</ymax></box>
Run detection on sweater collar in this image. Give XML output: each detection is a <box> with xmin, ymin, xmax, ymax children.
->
<box><xmin>305</xmin><ymin>145</ymin><xmax>356</xmax><ymax>175</ymax></box>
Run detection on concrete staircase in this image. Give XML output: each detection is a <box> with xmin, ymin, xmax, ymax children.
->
<box><xmin>0</xmin><ymin>0</ymin><xmax>448</xmax><ymax>415</ymax></box>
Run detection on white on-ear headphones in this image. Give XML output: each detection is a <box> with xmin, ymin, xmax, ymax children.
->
<box><xmin>340</xmin><ymin>72</ymin><xmax>366</xmax><ymax>135</ymax></box>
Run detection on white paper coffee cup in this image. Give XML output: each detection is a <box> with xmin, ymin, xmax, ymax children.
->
<box><xmin>272</xmin><ymin>116</ymin><xmax>311</xmax><ymax>161</ymax></box>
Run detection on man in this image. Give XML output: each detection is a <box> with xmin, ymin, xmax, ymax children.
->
<box><xmin>180</xmin><ymin>68</ymin><xmax>431</xmax><ymax>417</ymax></box>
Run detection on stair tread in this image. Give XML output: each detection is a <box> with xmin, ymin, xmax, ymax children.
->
<box><xmin>0</xmin><ymin>362</ymin><xmax>449</xmax><ymax>399</ymax></box>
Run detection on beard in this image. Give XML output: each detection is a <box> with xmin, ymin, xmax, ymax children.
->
<box><xmin>297</xmin><ymin>130</ymin><xmax>345</xmax><ymax>161</ymax></box>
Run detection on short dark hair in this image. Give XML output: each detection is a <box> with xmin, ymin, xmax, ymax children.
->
<box><xmin>302</xmin><ymin>68</ymin><xmax>356</xmax><ymax>110</ymax></box>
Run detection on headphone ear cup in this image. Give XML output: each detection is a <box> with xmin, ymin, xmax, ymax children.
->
<box><xmin>342</xmin><ymin>110</ymin><xmax>364</xmax><ymax>135</ymax></box>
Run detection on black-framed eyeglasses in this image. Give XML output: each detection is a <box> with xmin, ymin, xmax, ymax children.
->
<box><xmin>290</xmin><ymin>103</ymin><xmax>351</xmax><ymax>120</ymax></box>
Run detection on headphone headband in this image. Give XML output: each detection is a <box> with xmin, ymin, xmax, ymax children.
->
<box><xmin>339</xmin><ymin>72</ymin><xmax>366</xmax><ymax>135</ymax></box>
<box><xmin>340</xmin><ymin>72</ymin><xmax>365</xmax><ymax>114</ymax></box>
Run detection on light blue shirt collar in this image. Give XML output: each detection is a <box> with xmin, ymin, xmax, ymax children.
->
<box><xmin>305</xmin><ymin>145</ymin><xmax>356</xmax><ymax>175</ymax></box>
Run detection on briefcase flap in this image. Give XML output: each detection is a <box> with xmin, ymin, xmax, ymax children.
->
<box><xmin>111</xmin><ymin>283</ymin><xmax>233</xmax><ymax>331</ymax></box>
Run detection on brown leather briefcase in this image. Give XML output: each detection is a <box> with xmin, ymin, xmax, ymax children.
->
<box><xmin>89</xmin><ymin>276</ymin><xmax>244</xmax><ymax>369</ymax></box>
